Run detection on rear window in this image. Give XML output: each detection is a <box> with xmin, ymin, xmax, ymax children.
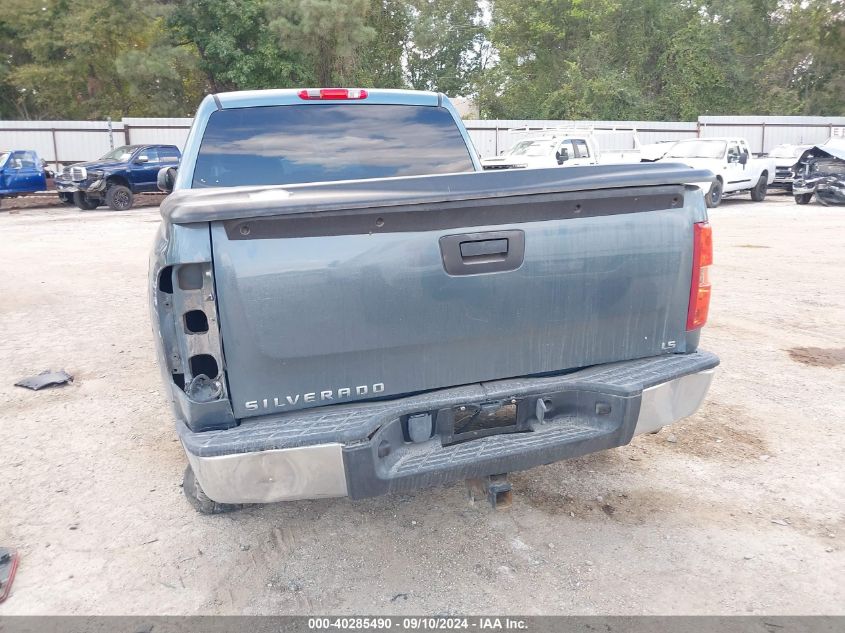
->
<box><xmin>192</xmin><ymin>104</ymin><xmax>475</xmax><ymax>188</ymax></box>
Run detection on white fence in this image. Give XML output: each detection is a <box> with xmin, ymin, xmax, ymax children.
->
<box><xmin>2</xmin><ymin>115</ymin><xmax>845</xmax><ymax>168</ymax></box>
<box><xmin>468</xmin><ymin>116</ymin><xmax>845</xmax><ymax>158</ymax></box>
<box><xmin>466</xmin><ymin>120</ymin><xmax>698</xmax><ymax>157</ymax></box>
<box><xmin>0</xmin><ymin>118</ymin><xmax>191</xmax><ymax>170</ymax></box>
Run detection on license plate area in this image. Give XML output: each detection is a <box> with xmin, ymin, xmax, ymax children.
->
<box><xmin>438</xmin><ymin>399</ymin><xmax>531</xmax><ymax>446</ymax></box>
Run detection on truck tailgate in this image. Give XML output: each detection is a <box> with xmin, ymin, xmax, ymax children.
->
<box><xmin>193</xmin><ymin>166</ymin><xmax>711</xmax><ymax>419</ymax></box>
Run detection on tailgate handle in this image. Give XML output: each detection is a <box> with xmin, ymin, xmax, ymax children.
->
<box><xmin>440</xmin><ymin>230</ymin><xmax>525</xmax><ymax>276</ymax></box>
<box><xmin>460</xmin><ymin>238</ymin><xmax>509</xmax><ymax>259</ymax></box>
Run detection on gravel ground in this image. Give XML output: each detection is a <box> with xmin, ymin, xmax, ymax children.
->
<box><xmin>0</xmin><ymin>194</ymin><xmax>843</xmax><ymax>615</ymax></box>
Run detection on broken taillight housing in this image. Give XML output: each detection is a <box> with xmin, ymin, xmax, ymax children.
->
<box><xmin>687</xmin><ymin>221</ymin><xmax>713</xmax><ymax>330</ymax></box>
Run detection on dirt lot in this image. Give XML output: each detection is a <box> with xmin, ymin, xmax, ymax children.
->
<box><xmin>1</xmin><ymin>194</ymin><xmax>843</xmax><ymax>615</ymax></box>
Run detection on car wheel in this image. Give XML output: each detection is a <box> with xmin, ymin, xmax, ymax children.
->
<box><xmin>73</xmin><ymin>191</ymin><xmax>100</xmax><ymax>210</ymax></box>
<box><xmin>705</xmin><ymin>179</ymin><xmax>723</xmax><ymax>208</ymax></box>
<box><xmin>815</xmin><ymin>191</ymin><xmax>836</xmax><ymax>207</ymax></box>
<box><xmin>105</xmin><ymin>184</ymin><xmax>134</xmax><ymax>211</ymax></box>
<box><xmin>794</xmin><ymin>192</ymin><xmax>813</xmax><ymax>205</ymax></box>
<box><xmin>182</xmin><ymin>465</ymin><xmax>243</xmax><ymax>515</ymax></box>
<box><xmin>750</xmin><ymin>173</ymin><xmax>768</xmax><ymax>201</ymax></box>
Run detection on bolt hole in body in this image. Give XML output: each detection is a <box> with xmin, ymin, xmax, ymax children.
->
<box><xmin>189</xmin><ymin>354</ymin><xmax>219</xmax><ymax>379</ymax></box>
<box><xmin>177</xmin><ymin>264</ymin><xmax>205</xmax><ymax>290</ymax></box>
<box><xmin>158</xmin><ymin>266</ymin><xmax>174</xmax><ymax>294</ymax></box>
<box><xmin>184</xmin><ymin>310</ymin><xmax>209</xmax><ymax>333</ymax></box>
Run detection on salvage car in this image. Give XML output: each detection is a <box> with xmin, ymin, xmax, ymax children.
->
<box><xmin>793</xmin><ymin>143</ymin><xmax>845</xmax><ymax>206</ymax></box>
<box><xmin>767</xmin><ymin>144</ymin><xmax>813</xmax><ymax>191</ymax></box>
<box><xmin>658</xmin><ymin>137</ymin><xmax>775</xmax><ymax>207</ymax></box>
<box><xmin>0</xmin><ymin>149</ymin><xmax>51</xmax><ymax>207</ymax></box>
<box><xmin>55</xmin><ymin>144</ymin><xmax>180</xmax><ymax>211</ymax></box>
<box><xmin>150</xmin><ymin>88</ymin><xmax>718</xmax><ymax>513</ymax></box>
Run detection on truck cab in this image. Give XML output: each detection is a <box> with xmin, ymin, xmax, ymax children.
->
<box><xmin>659</xmin><ymin>137</ymin><xmax>775</xmax><ymax>207</ymax></box>
<box><xmin>0</xmin><ymin>150</ymin><xmax>48</xmax><ymax>207</ymax></box>
<box><xmin>56</xmin><ymin>144</ymin><xmax>181</xmax><ymax>211</ymax></box>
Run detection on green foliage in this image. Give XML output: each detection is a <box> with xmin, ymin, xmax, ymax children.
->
<box><xmin>268</xmin><ymin>0</ymin><xmax>375</xmax><ymax>86</ymax></box>
<box><xmin>0</xmin><ymin>0</ymin><xmax>843</xmax><ymax>120</ymax></box>
<box><xmin>1</xmin><ymin>0</ymin><xmax>204</xmax><ymax>118</ymax></box>
<box><xmin>763</xmin><ymin>0</ymin><xmax>845</xmax><ymax>115</ymax></box>
<box><xmin>405</xmin><ymin>0</ymin><xmax>486</xmax><ymax>95</ymax></box>
<box><xmin>482</xmin><ymin>0</ymin><xmax>845</xmax><ymax>119</ymax></box>
<box><xmin>356</xmin><ymin>0</ymin><xmax>411</xmax><ymax>87</ymax></box>
<box><xmin>168</xmin><ymin>0</ymin><xmax>310</xmax><ymax>91</ymax></box>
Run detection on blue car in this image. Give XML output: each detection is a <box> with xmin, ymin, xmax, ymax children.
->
<box><xmin>55</xmin><ymin>144</ymin><xmax>181</xmax><ymax>211</ymax></box>
<box><xmin>0</xmin><ymin>149</ymin><xmax>49</xmax><ymax>208</ymax></box>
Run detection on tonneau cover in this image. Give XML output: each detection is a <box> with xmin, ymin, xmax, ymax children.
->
<box><xmin>161</xmin><ymin>163</ymin><xmax>715</xmax><ymax>224</ymax></box>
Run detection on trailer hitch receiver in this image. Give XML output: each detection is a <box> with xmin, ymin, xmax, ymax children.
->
<box><xmin>467</xmin><ymin>473</ymin><xmax>513</xmax><ymax>510</ymax></box>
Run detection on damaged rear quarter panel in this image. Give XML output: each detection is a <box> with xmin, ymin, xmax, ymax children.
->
<box><xmin>149</xmin><ymin>222</ymin><xmax>236</xmax><ymax>431</ymax></box>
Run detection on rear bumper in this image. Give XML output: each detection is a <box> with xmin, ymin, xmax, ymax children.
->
<box><xmin>179</xmin><ymin>351</ymin><xmax>718</xmax><ymax>504</ymax></box>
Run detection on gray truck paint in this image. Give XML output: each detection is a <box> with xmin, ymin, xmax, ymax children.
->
<box><xmin>217</xmin><ymin>198</ymin><xmax>697</xmax><ymax>418</ymax></box>
<box><xmin>155</xmin><ymin>164</ymin><xmax>713</xmax><ymax>421</ymax></box>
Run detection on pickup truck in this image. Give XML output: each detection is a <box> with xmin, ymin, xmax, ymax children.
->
<box><xmin>481</xmin><ymin>129</ymin><xmax>640</xmax><ymax>170</ymax></box>
<box><xmin>150</xmin><ymin>88</ymin><xmax>719</xmax><ymax>513</ymax></box>
<box><xmin>657</xmin><ymin>137</ymin><xmax>775</xmax><ymax>207</ymax></box>
<box><xmin>0</xmin><ymin>149</ymin><xmax>50</xmax><ymax>207</ymax></box>
<box><xmin>55</xmin><ymin>144</ymin><xmax>181</xmax><ymax>211</ymax></box>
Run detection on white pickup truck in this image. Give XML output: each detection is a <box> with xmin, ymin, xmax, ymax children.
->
<box><xmin>658</xmin><ymin>137</ymin><xmax>775</xmax><ymax>207</ymax></box>
<box><xmin>481</xmin><ymin>129</ymin><xmax>640</xmax><ymax>170</ymax></box>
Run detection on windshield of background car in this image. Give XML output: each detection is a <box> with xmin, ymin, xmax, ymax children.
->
<box><xmin>0</xmin><ymin>152</ymin><xmax>9</xmax><ymax>167</ymax></box>
<box><xmin>508</xmin><ymin>140</ymin><xmax>535</xmax><ymax>155</ymax></box>
<box><xmin>99</xmin><ymin>145</ymin><xmax>140</xmax><ymax>161</ymax></box>
<box><xmin>508</xmin><ymin>140</ymin><xmax>556</xmax><ymax>157</ymax></box>
<box><xmin>667</xmin><ymin>140</ymin><xmax>727</xmax><ymax>159</ymax></box>
<box><xmin>191</xmin><ymin>104</ymin><xmax>476</xmax><ymax>188</ymax></box>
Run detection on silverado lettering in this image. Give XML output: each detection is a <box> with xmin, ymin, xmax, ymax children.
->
<box><xmin>245</xmin><ymin>383</ymin><xmax>386</xmax><ymax>410</ymax></box>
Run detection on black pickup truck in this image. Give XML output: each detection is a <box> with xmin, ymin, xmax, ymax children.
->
<box><xmin>150</xmin><ymin>88</ymin><xmax>718</xmax><ymax>513</ymax></box>
<box><xmin>56</xmin><ymin>144</ymin><xmax>180</xmax><ymax>210</ymax></box>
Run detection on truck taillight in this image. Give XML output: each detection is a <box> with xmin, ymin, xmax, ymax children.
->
<box><xmin>687</xmin><ymin>222</ymin><xmax>713</xmax><ymax>330</ymax></box>
<box><xmin>297</xmin><ymin>88</ymin><xmax>368</xmax><ymax>100</ymax></box>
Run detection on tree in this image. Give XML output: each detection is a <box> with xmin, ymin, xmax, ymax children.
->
<box><xmin>480</xmin><ymin>0</ymin><xmax>845</xmax><ymax>120</ymax></box>
<box><xmin>1</xmin><ymin>0</ymin><xmax>203</xmax><ymax>119</ymax></box>
<box><xmin>405</xmin><ymin>0</ymin><xmax>486</xmax><ymax>96</ymax></box>
<box><xmin>356</xmin><ymin>0</ymin><xmax>411</xmax><ymax>88</ymax></box>
<box><xmin>763</xmin><ymin>0</ymin><xmax>845</xmax><ymax>115</ymax></box>
<box><xmin>268</xmin><ymin>0</ymin><xmax>375</xmax><ymax>86</ymax></box>
<box><xmin>168</xmin><ymin>0</ymin><xmax>310</xmax><ymax>92</ymax></box>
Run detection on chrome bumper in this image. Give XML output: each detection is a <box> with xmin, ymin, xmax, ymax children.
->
<box><xmin>184</xmin><ymin>443</ymin><xmax>348</xmax><ymax>504</ymax></box>
<box><xmin>182</xmin><ymin>366</ymin><xmax>716</xmax><ymax>505</ymax></box>
<box><xmin>632</xmin><ymin>369</ymin><xmax>715</xmax><ymax>435</ymax></box>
